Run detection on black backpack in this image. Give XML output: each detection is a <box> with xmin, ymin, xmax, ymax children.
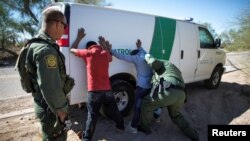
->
<box><xmin>15</xmin><ymin>38</ymin><xmax>56</xmax><ymax>93</ymax></box>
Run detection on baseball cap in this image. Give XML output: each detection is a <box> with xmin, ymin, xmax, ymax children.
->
<box><xmin>145</xmin><ymin>54</ymin><xmax>164</xmax><ymax>72</ymax></box>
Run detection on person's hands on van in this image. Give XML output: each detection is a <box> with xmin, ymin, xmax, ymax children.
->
<box><xmin>105</xmin><ymin>40</ymin><xmax>112</xmax><ymax>51</ymax></box>
<box><xmin>77</xmin><ymin>28</ymin><xmax>86</xmax><ymax>40</ymax></box>
<box><xmin>98</xmin><ymin>36</ymin><xmax>112</xmax><ymax>52</ymax></box>
<box><xmin>136</xmin><ymin>39</ymin><xmax>142</xmax><ymax>48</ymax></box>
<box><xmin>70</xmin><ymin>27</ymin><xmax>86</xmax><ymax>51</ymax></box>
<box><xmin>98</xmin><ymin>36</ymin><xmax>105</xmax><ymax>49</ymax></box>
<box><xmin>57</xmin><ymin>111</ymin><xmax>68</xmax><ymax>123</ymax></box>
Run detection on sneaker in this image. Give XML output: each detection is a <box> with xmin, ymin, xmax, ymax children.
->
<box><xmin>127</xmin><ymin>122</ymin><xmax>137</xmax><ymax>134</ymax></box>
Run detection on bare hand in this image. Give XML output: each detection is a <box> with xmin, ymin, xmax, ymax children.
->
<box><xmin>136</xmin><ymin>39</ymin><xmax>142</xmax><ymax>48</ymax></box>
<box><xmin>98</xmin><ymin>36</ymin><xmax>112</xmax><ymax>51</ymax></box>
<box><xmin>57</xmin><ymin>111</ymin><xmax>68</xmax><ymax>123</ymax></box>
<box><xmin>77</xmin><ymin>28</ymin><xmax>86</xmax><ymax>39</ymax></box>
<box><xmin>98</xmin><ymin>36</ymin><xmax>106</xmax><ymax>49</ymax></box>
<box><xmin>105</xmin><ymin>40</ymin><xmax>112</xmax><ymax>51</ymax></box>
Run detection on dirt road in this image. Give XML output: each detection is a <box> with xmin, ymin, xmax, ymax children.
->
<box><xmin>0</xmin><ymin>67</ymin><xmax>250</xmax><ymax>141</ymax></box>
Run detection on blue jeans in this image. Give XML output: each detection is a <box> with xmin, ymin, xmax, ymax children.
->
<box><xmin>83</xmin><ymin>91</ymin><xmax>124</xmax><ymax>141</ymax></box>
<box><xmin>131</xmin><ymin>86</ymin><xmax>151</xmax><ymax>128</ymax></box>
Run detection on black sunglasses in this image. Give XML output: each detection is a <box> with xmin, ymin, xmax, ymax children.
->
<box><xmin>48</xmin><ymin>19</ymin><xmax>67</xmax><ymax>29</ymax></box>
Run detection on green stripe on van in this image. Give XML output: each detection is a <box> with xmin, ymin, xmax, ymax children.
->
<box><xmin>149</xmin><ymin>17</ymin><xmax>176</xmax><ymax>60</ymax></box>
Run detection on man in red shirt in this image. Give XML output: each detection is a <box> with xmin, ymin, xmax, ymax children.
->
<box><xmin>70</xmin><ymin>28</ymin><xmax>124</xmax><ymax>141</ymax></box>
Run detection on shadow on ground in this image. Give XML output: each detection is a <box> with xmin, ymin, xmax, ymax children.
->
<box><xmin>67</xmin><ymin>81</ymin><xmax>250</xmax><ymax>141</ymax></box>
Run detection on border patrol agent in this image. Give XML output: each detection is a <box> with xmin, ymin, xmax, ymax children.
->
<box><xmin>139</xmin><ymin>54</ymin><xmax>199</xmax><ymax>141</ymax></box>
<box><xmin>26</xmin><ymin>8</ymin><xmax>70</xmax><ymax>141</ymax></box>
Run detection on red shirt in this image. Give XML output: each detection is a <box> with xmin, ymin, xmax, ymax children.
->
<box><xmin>76</xmin><ymin>45</ymin><xmax>112</xmax><ymax>91</ymax></box>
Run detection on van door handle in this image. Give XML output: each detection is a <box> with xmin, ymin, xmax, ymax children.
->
<box><xmin>198</xmin><ymin>50</ymin><xmax>200</xmax><ymax>58</ymax></box>
<box><xmin>181</xmin><ymin>50</ymin><xmax>184</xmax><ymax>59</ymax></box>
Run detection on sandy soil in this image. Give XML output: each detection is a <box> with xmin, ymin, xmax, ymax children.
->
<box><xmin>0</xmin><ymin>68</ymin><xmax>250</xmax><ymax>141</ymax></box>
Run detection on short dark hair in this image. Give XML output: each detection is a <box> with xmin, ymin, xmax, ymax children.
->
<box><xmin>43</xmin><ymin>8</ymin><xmax>64</xmax><ymax>24</ymax></box>
<box><xmin>130</xmin><ymin>49</ymin><xmax>139</xmax><ymax>55</ymax></box>
<box><xmin>86</xmin><ymin>41</ymin><xmax>97</xmax><ymax>49</ymax></box>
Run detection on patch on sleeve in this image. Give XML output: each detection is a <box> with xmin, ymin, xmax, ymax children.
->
<box><xmin>45</xmin><ymin>55</ymin><xmax>57</xmax><ymax>68</ymax></box>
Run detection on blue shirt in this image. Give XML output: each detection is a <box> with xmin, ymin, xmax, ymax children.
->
<box><xmin>111</xmin><ymin>48</ymin><xmax>153</xmax><ymax>89</ymax></box>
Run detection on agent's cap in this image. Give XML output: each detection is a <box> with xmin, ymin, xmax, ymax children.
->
<box><xmin>145</xmin><ymin>54</ymin><xmax>165</xmax><ymax>74</ymax></box>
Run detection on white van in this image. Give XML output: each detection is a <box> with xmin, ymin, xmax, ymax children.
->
<box><xmin>47</xmin><ymin>2</ymin><xmax>226</xmax><ymax>115</ymax></box>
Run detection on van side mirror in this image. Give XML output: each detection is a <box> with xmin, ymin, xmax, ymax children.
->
<box><xmin>215</xmin><ymin>38</ymin><xmax>221</xmax><ymax>48</ymax></box>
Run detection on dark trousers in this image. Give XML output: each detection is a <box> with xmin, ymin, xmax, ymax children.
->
<box><xmin>83</xmin><ymin>91</ymin><xmax>124</xmax><ymax>141</ymax></box>
<box><xmin>131</xmin><ymin>86</ymin><xmax>151</xmax><ymax>128</ymax></box>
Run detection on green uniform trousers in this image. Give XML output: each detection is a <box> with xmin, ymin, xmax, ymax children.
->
<box><xmin>139</xmin><ymin>88</ymin><xmax>199</xmax><ymax>140</ymax></box>
<box><xmin>34</xmin><ymin>102</ymin><xmax>67</xmax><ymax>141</ymax></box>
<box><xmin>140</xmin><ymin>87</ymin><xmax>185</xmax><ymax>130</ymax></box>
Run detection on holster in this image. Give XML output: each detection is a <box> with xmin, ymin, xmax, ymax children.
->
<box><xmin>63</xmin><ymin>75</ymin><xmax>75</xmax><ymax>94</ymax></box>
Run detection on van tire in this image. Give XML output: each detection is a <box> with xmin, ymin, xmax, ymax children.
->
<box><xmin>204</xmin><ymin>66</ymin><xmax>223</xmax><ymax>89</ymax></box>
<box><xmin>102</xmin><ymin>79</ymin><xmax>134</xmax><ymax>117</ymax></box>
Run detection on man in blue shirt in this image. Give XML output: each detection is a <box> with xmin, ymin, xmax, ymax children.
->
<box><xmin>110</xmin><ymin>39</ymin><xmax>153</xmax><ymax>133</ymax></box>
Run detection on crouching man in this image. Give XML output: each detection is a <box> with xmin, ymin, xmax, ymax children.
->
<box><xmin>139</xmin><ymin>54</ymin><xmax>199</xmax><ymax>141</ymax></box>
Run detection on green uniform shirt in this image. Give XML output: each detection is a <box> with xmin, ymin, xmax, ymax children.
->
<box><xmin>26</xmin><ymin>31</ymin><xmax>68</xmax><ymax>114</ymax></box>
<box><xmin>152</xmin><ymin>60</ymin><xmax>185</xmax><ymax>88</ymax></box>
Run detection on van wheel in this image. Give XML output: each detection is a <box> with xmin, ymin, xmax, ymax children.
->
<box><xmin>102</xmin><ymin>80</ymin><xmax>134</xmax><ymax>117</ymax></box>
<box><xmin>204</xmin><ymin>66</ymin><xmax>223</xmax><ymax>89</ymax></box>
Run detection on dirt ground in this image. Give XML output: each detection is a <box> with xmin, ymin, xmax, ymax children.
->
<box><xmin>0</xmin><ymin>68</ymin><xmax>250</xmax><ymax>141</ymax></box>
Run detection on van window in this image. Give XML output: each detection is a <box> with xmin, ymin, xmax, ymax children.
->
<box><xmin>199</xmin><ymin>27</ymin><xmax>215</xmax><ymax>49</ymax></box>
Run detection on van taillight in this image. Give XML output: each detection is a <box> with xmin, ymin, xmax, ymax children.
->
<box><xmin>57</xmin><ymin>26</ymin><xmax>69</xmax><ymax>47</ymax></box>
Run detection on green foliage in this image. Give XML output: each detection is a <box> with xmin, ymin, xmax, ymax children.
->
<box><xmin>219</xmin><ymin>7</ymin><xmax>250</xmax><ymax>52</ymax></box>
<box><xmin>0</xmin><ymin>0</ymin><xmax>107</xmax><ymax>49</ymax></box>
<box><xmin>0</xmin><ymin>0</ymin><xmax>50</xmax><ymax>48</ymax></box>
<box><xmin>200</xmin><ymin>22</ymin><xmax>218</xmax><ymax>38</ymax></box>
<box><xmin>2</xmin><ymin>0</ymin><xmax>49</xmax><ymax>25</ymax></box>
<box><xmin>0</xmin><ymin>3</ymin><xmax>20</xmax><ymax>48</ymax></box>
